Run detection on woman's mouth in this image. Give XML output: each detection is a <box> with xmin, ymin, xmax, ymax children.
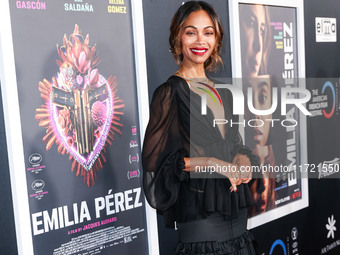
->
<box><xmin>190</xmin><ymin>48</ymin><xmax>208</xmax><ymax>56</ymax></box>
<box><xmin>249</xmin><ymin>57</ymin><xmax>260</xmax><ymax>71</ymax></box>
<box><xmin>256</xmin><ymin>198</ymin><xmax>266</xmax><ymax>211</ymax></box>
<box><xmin>253</xmin><ymin>128</ymin><xmax>263</xmax><ymax>142</ymax></box>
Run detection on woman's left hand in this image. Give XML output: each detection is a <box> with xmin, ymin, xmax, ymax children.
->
<box><xmin>232</xmin><ymin>153</ymin><xmax>252</xmax><ymax>185</ymax></box>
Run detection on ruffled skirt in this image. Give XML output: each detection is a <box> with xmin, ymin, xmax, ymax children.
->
<box><xmin>175</xmin><ymin>209</ymin><xmax>256</xmax><ymax>255</ymax></box>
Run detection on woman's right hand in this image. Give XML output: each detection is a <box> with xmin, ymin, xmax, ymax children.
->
<box><xmin>232</xmin><ymin>153</ymin><xmax>252</xmax><ymax>184</ymax></box>
<box><xmin>209</xmin><ymin>157</ymin><xmax>241</xmax><ymax>192</ymax></box>
<box><xmin>215</xmin><ymin>155</ymin><xmax>252</xmax><ymax>192</ymax></box>
<box><xmin>184</xmin><ymin>157</ymin><xmax>243</xmax><ymax>192</ymax></box>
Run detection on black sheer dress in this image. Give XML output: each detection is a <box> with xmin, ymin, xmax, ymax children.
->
<box><xmin>142</xmin><ymin>75</ymin><xmax>257</xmax><ymax>255</ymax></box>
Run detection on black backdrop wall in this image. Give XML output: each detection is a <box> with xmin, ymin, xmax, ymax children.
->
<box><xmin>2</xmin><ymin>0</ymin><xmax>340</xmax><ymax>254</ymax></box>
<box><xmin>142</xmin><ymin>1</ymin><xmax>340</xmax><ymax>255</ymax></box>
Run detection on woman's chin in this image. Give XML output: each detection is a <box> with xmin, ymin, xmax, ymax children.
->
<box><xmin>253</xmin><ymin>140</ymin><xmax>268</xmax><ymax>148</ymax></box>
<box><xmin>243</xmin><ymin>69</ymin><xmax>259</xmax><ymax>78</ymax></box>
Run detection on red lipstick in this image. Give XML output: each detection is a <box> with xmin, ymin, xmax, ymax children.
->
<box><xmin>190</xmin><ymin>47</ymin><xmax>208</xmax><ymax>56</ymax></box>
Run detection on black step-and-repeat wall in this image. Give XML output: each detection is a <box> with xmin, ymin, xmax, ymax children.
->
<box><xmin>142</xmin><ymin>0</ymin><xmax>340</xmax><ymax>255</ymax></box>
<box><xmin>2</xmin><ymin>0</ymin><xmax>340</xmax><ymax>254</ymax></box>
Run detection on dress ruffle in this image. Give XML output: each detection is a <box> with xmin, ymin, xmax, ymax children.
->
<box><xmin>175</xmin><ymin>231</ymin><xmax>256</xmax><ymax>255</ymax></box>
<box><xmin>199</xmin><ymin>179</ymin><xmax>255</xmax><ymax>220</ymax></box>
<box><xmin>171</xmin><ymin>149</ymin><xmax>189</xmax><ymax>182</ymax></box>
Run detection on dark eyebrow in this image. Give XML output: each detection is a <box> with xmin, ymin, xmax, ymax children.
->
<box><xmin>184</xmin><ymin>25</ymin><xmax>214</xmax><ymax>30</ymax></box>
<box><xmin>184</xmin><ymin>25</ymin><xmax>197</xmax><ymax>30</ymax></box>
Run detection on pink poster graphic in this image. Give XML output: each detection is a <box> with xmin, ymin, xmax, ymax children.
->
<box><xmin>35</xmin><ymin>25</ymin><xmax>124</xmax><ymax>186</ymax></box>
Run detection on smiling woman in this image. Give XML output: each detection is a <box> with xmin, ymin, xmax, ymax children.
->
<box><xmin>142</xmin><ymin>1</ymin><xmax>258</xmax><ymax>255</ymax></box>
<box><xmin>169</xmin><ymin>2</ymin><xmax>223</xmax><ymax>74</ymax></box>
<box><xmin>180</xmin><ymin>10</ymin><xmax>216</xmax><ymax>69</ymax></box>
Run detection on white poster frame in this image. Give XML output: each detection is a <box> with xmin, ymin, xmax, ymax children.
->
<box><xmin>228</xmin><ymin>0</ymin><xmax>309</xmax><ymax>229</ymax></box>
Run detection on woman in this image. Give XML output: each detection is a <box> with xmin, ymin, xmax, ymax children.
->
<box><xmin>143</xmin><ymin>2</ymin><xmax>257</xmax><ymax>254</ymax></box>
<box><xmin>239</xmin><ymin>4</ymin><xmax>277</xmax><ymax>215</ymax></box>
<box><xmin>239</xmin><ymin>4</ymin><xmax>271</xmax><ymax>77</ymax></box>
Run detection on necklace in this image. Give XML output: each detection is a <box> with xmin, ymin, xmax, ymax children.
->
<box><xmin>177</xmin><ymin>71</ymin><xmax>209</xmax><ymax>84</ymax></box>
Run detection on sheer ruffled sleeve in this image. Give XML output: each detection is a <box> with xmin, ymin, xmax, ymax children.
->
<box><xmin>142</xmin><ymin>82</ymin><xmax>189</xmax><ymax>212</ymax></box>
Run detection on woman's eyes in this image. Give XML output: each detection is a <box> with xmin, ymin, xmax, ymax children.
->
<box><xmin>258</xmin><ymin>89</ymin><xmax>269</xmax><ymax>104</ymax></box>
<box><xmin>248</xmin><ymin>18</ymin><xmax>266</xmax><ymax>36</ymax></box>
<box><xmin>260</xmin><ymin>27</ymin><xmax>265</xmax><ymax>36</ymax></box>
<box><xmin>259</xmin><ymin>94</ymin><xmax>268</xmax><ymax>104</ymax></box>
<box><xmin>185</xmin><ymin>30</ymin><xmax>214</xmax><ymax>36</ymax></box>
<box><xmin>249</xmin><ymin>18</ymin><xmax>256</xmax><ymax>27</ymax></box>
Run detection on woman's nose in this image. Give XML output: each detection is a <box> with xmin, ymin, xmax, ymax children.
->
<box><xmin>254</xmin><ymin>115</ymin><xmax>263</xmax><ymax>127</ymax></box>
<box><xmin>253</xmin><ymin>28</ymin><xmax>262</xmax><ymax>53</ymax></box>
<box><xmin>195</xmin><ymin>33</ymin><xmax>204</xmax><ymax>44</ymax></box>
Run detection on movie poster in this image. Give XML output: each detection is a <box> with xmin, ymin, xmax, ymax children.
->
<box><xmin>237</xmin><ymin>2</ymin><xmax>307</xmax><ymax>227</ymax></box>
<box><xmin>7</xmin><ymin>0</ymin><xmax>148</xmax><ymax>254</ymax></box>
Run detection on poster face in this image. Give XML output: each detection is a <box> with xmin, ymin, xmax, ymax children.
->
<box><xmin>237</xmin><ymin>3</ymin><xmax>307</xmax><ymax>226</ymax></box>
<box><xmin>8</xmin><ymin>0</ymin><xmax>148</xmax><ymax>254</ymax></box>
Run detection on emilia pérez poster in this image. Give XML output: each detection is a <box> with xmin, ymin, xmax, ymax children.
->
<box><xmin>236</xmin><ymin>2</ymin><xmax>308</xmax><ymax>228</ymax></box>
<box><xmin>7</xmin><ymin>0</ymin><xmax>148</xmax><ymax>254</ymax></box>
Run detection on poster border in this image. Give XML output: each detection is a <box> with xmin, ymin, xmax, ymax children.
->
<box><xmin>0</xmin><ymin>0</ymin><xmax>34</xmax><ymax>253</ymax></box>
<box><xmin>131</xmin><ymin>1</ymin><xmax>159</xmax><ymax>255</ymax></box>
<box><xmin>0</xmin><ymin>0</ymin><xmax>157</xmax><ymax>254</ymax></box>
<box><xmin>228</xmin><ymin>0</ymin><xmax>309</xmax><ymax>229</ymax></box>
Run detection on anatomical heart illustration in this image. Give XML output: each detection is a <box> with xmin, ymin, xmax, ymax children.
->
<box><xmin>35</xmin><ymin>25</ymin><xmax>124</xmax><ymax>186</ymax></box>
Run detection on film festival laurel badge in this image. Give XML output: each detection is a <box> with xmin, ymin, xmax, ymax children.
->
<box><xmin>35</xmin><ymin>25</ymin><xmax>124</xmax><ymax>186</ymax></box>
